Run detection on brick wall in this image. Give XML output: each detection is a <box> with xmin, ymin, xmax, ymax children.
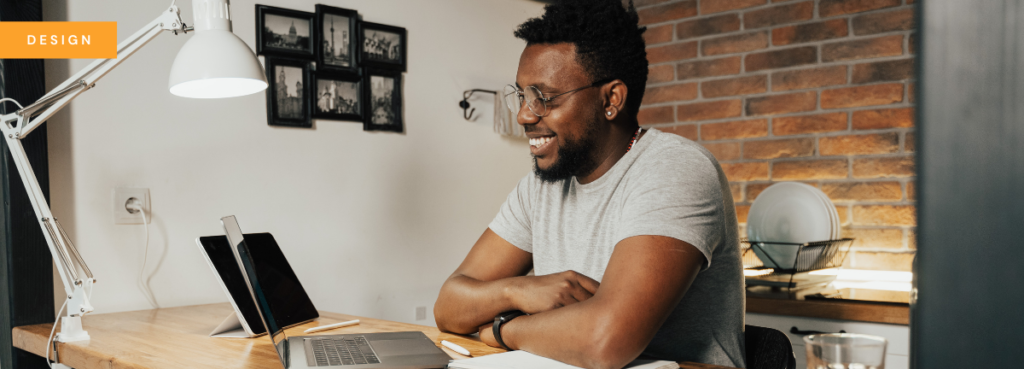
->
<box><xmin>635</xmin><ymin>0</ymin><xmax>917</xmax><ymax>271</ymax></box>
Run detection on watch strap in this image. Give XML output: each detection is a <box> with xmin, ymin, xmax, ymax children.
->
<box><xmin>492</xmin><ymin>310</ymin><xmax>524</xmax><ymax>350</ymax></box>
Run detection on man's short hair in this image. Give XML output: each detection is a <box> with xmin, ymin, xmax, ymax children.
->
<box><xmin>514</xmin><ymin>0</ymin><xmax>649</xmax><ymax>120</ymax></box>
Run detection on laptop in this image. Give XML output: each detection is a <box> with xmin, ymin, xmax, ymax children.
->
<box><xmin>220</xmin><ymin>215</ymin><xmax>452</xmax><ymax>369</ymax></box>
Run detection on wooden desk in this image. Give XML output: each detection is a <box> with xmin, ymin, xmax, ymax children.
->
<box><xmin>12</xmin><ymin>303</ymin><xmax>729</xmax><ymax>369</ymax></box>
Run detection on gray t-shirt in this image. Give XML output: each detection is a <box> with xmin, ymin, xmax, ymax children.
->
<box><xmin>488</xmin><ymin>128</ymin><xmax>746</xmax><ymax>368</ymax></box>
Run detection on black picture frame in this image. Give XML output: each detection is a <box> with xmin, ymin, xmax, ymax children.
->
<box><xmin>360</xmin><ymin>22</ymin><xmax>407</xmax><ymax>72</ymax></box>
<box><xmin>313</xmin><ymin>70</ymin><xmax>364</xmax><ymax>122</ymax></box>
<box><xmin>265</xmin><ymin>57</ymin><xmax>313</xmax><ymax>128</ymax></box>
<box><xmin>363</xmin><ymin>68</ymin><xmax>403</xmax><ymax>132</ymax></box>
<box><xmin>256</xmin><ymin>5</ymin><xmax>315</xmax><ymax>59</ymax></box>
<box><xmin>315</xmin><ymin>5</ymin><xmax>360</xmax><ymax>74</ymax></box>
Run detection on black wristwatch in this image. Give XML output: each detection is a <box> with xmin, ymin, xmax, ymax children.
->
<box><xmin>492</xmin><ymin>310</ymin><xmax>525</xmax><ymax>350</ymax></box>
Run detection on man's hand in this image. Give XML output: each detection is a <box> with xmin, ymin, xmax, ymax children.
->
<box><xmin>474</xmin><ymin>270</ymin><xmax>600</xmax><ymax>349</ymax></box>
<box><xmin>478</xmin><ymin>323</ymin><xmax>499</xmax><ymax>348</ymax></box>
<box><xmin>510</xmin><ymin>270</ymin><xmax>600</xmax><ymax>314</ymax></box>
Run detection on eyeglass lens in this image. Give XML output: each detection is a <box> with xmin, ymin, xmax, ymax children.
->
<box><xmin>503</xmin><ymin>85</ymin><xmax>547</xmax><ymax>117</ymax></box>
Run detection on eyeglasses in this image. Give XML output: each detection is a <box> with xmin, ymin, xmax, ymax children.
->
<box><xmin>503</xmin><ymin>79</ymin><xmax>612</xmax><ymax>117</ymax></box>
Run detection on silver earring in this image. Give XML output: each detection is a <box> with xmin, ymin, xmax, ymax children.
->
<box><xmin>606</xmin><ymin>111</ymin><xmax>613</xmax><ymax>116</ymax></box>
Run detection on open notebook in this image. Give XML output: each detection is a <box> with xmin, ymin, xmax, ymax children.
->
<box><xmin>448</xmin><ymin>350</ymin><xmax>679</xmax><ymax>369</ymax></box>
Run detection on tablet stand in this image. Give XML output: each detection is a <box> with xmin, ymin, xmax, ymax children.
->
<box><xmin>209</xmin><ymin>311</ymin><xmax>252</xmax><ymax>338</ymax></box>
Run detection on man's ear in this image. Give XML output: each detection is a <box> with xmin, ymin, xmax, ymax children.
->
<box><xmin>603</xmin><ymin>80</ymin><xmax>628</xmax><ymax>120</ymax></box>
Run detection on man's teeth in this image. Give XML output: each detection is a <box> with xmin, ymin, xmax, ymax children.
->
<box><xmin>530</xmin><ymin>136</ymin><xmax>553</xmax><ymax>147</ymax></box>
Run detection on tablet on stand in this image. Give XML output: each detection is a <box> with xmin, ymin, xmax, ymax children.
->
<box><xmin>196</xmin><ymin>233</ymin><xmax>319</xmax><ymax>338</ymax></box>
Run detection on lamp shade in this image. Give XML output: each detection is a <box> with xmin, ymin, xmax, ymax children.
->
<box><xmin>168</xmin><ymin>0</ymin><xmax>267</xmax><ymax>98</ymax></box>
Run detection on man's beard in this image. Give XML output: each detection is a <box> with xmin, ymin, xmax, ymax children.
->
<box><xmin>533</xmin><ymin>122</ymin><xmax>600</xmax><ymax>183</ymax></box>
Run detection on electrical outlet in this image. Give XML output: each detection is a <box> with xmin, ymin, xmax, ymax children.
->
<box><xmin>415</xmin><ymin>306</ymin><xmax>426</xmax><ymax>321</ymax></box>
<box><xmin>113</xmin><ymin>188</ymin><xmax>150</xmax><ymax>224</ymax></box>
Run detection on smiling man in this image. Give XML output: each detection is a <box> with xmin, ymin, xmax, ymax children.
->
<box><xmin>434</xmin><ymin>1</ymin><xmax>746</xmax><ymax>368</ymax></box>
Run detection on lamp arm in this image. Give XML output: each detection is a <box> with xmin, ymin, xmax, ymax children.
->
<box><xmin>0</xmin><ymin>3</ymin><xmax>189</xmax><ymax>342</ymax></box>
<box><xmin>14</xmin><ymin>4</ymin><xmax>188</xmax><ymax>138</ymax></box>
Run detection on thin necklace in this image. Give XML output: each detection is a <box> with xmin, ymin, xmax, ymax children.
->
<box><xmin>625</xmin><ymin>127</ymin><xmax>643</xmax><ymax>153</ymax></box>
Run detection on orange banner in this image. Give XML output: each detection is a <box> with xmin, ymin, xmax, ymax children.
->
<box><xmin>0</xmin><ymin>22</ymin><xmax>116</xmax><ymax>59</ymax></box>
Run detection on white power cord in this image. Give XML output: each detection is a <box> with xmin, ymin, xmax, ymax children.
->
<box><xmin>0</xmin><ymin>96</ymin><xmax>24</xmax><ymax>109</ymax></box>
<box><xmin>45</xmin><ymin>300</ymin><xmax>67</xmax><ymax>368</ymax></box>
<box><xmin>127</xmin><ymin>198</ymin><xmax>159</xmax><ymax>308</ymax></box>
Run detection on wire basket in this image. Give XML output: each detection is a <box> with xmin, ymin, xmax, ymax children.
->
<box><xmin>742</xmin><ymin>238</ymin><xmax>854</xmax><ymax>289</ymax></box>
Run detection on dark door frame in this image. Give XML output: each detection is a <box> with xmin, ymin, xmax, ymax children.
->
<box><xmin>0</xmin><ymin>0</ymin><xmax>56</xmax><ymax>368</ymax></box>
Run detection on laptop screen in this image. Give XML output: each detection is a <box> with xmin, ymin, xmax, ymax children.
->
<box><xmin>222</xmin><ymin>216</ymin><xmax>318</xmax><ymax>365</ymax></box>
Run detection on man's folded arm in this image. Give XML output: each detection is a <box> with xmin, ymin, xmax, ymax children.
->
<box><xmin>434</xmin><ymin>228</ymin><xmax>534</xmax><ymax>334</ymax></box>
<box><xmin>496</xmin><ymin>235</ymin><xmax>706</xmax><ymax>369</ymax></box>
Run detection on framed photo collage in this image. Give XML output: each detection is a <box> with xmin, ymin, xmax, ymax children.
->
<box><xmin>256</xmin><ymin>4</ymin><xmax>407</xmax><ymax>132</ymax></box>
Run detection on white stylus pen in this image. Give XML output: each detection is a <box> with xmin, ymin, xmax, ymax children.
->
<box><xmin>441</xmin><ymin>340</ymin><xmax>471</xmax><ymax>356</ymax></box>
<box><xmin>304</xmin><ymin>319</ymin><xmax>360</xmax><ymax>333</ymax></box>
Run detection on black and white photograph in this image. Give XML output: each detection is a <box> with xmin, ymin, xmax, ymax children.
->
<box><xmin>361</xmin><ymin>22</ymin><xmax>407</xmax><ymax>72</ymax></box>
<box><xmin>364</xmin><ymin>69</ymin><xmax>403</xmax><ymax>132</ymax></box>
<box><xmin>256</xmin><ymin>5</ymin><xmax>315</xmax><ymax>58</ymax></box>
<box><xmin>265</xmin><ymin>57</ymin><xmax>312</xmax><ymax>128</ymax></box>
<box><xmin>314</xmin><ymin>71</ymin><xmax>362</xmax><ymax>122</ymax></box>
<box><xmin>315</xmin><ymin>5</ymin><xmax>359</xmax><ymax>73</ymax></box>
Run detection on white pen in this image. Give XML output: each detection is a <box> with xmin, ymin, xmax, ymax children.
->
<box><xmin>441</xmin><ymin>340</ymin><xmax>471</xmax><ymax>356</ymax></box>
<box><xmin>304</xmin><ymin>319</ymin><xmax>360</xmax><ymax>334</ymax></box>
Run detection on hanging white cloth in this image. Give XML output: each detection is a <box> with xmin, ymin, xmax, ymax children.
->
<box><xmin>494</xmin><ymin>90</ymin><xmax>525</xmax><ymax>138</ymax></box>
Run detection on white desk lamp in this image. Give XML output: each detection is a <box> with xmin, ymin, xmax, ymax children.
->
<box><xmin>0</xmin><ymin>0</ymin><xmax>266</xmax><ymax>342</ymax></box>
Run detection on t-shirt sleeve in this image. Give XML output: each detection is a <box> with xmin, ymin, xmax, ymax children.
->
<box><xmin>616</xmin><ymin>147</ymin><xmax>725</xmax><ymax>270</ymax></box>
<box><xmin>488</xmin><ymin>175</ymin><xmax>535</xmax><ymax>253</ymax></box>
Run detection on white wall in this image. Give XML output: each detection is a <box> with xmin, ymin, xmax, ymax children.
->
<box><xmin>43</xmin><ymin>0</ymin><xmax>543</xmax><ymax>325</ymax></box>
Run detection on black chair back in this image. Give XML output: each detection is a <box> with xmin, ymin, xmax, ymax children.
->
<box><xmin>745</xmin><ymin>325</ymin><xmax>796</xmax><ymax>369</ymax></box>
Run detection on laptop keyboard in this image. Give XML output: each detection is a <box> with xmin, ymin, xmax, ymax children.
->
<box><xmin>310</xmin><ymin>336</ymin><xmax>381</xmax><ymax>366</ymax></box>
